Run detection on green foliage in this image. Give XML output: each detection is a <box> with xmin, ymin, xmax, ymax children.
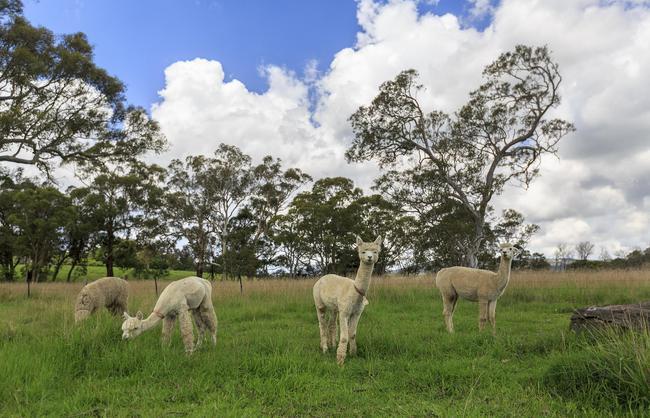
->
<box><xmin>347</xmin><ymin>45</ymin><xmax>574</xmax><ymax>266</ymax></box>
<box><xmin>69</xmin><ymin>163</ymin><xmax>166</xmax><ymax>276</ymax></box>
<box><xmin>2</xmin><ymin>180</ymin><xmax>73</xmax><ymax>282</ymax></box>
<box><xmin>569</xmin><ymin>247</ymin><xmax>650</xmax><ymax>270</ymax></box>
<box><xmin>0</xmin><ymin>1</ymin><xmax>166</xmax><ymax>174</ymax></box>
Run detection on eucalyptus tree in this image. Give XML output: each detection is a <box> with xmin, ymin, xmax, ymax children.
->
<box><xmin>347</xmin><ymin>45</ymin><xmax>574</xmax><ymax>267</ymax></box>
<box><xmin>0</xmin><ymin>1</ymin><xmax>166</xmax><ymax>175</ymax></box>
<box><xmin>206</xmin><ymin>144</ymin><xmax>256</xmax><ymax>278</ymax></box>
<box><xmin>7</xmin><ymin>183</ymin><xmax>72</xmax><ymax>294</ymax></box>
<box><xmin>355</xmin><ymin>194</ymin><xmax>418</xmax><ymax>274</ymax></box>
<box><xmin>271</xmin><ymin>212</ymin><xmax>313</xmax><ymax>277</ymax></box>
<box><xmin>70</xmin><ymin>163</ymin><xmax>166</xmax><ymax>276</ymax></box>
<box><xmin>165</xmin><ymin>155</ymin><xmax>217</xmax><ymax>277</ymax></box>
<box><xmin>287</xmin><ymin>177</ymin><xmax>364</xmax><ymax>274</ymax></box>
<box><xmin>249</xmin><ymin>155</ymin><xmax>311</xmax><ymax>245</ymax></box>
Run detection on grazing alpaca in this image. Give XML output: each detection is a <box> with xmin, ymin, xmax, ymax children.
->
<box><xmin>74</xmin><ymin>277</ymin><xmax>128</xmax><ymax>323</ymax></box>
<box><xmin>121</xmin><ymin>276</ymin><xmax>217</xmax><ymax>354</ymax></box>
<box><xmin>435</xmin><ymin>243</ymin><xmax>520</xmax><ymax>335</ymax></box>
<box><xmin>313</xmin><ymin>235</ymin><xmax>382</xmax><ymax>365</ymax></box>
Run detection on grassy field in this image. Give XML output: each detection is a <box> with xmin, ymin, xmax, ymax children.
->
<box><xmin>1</xmin><ymin>270</ymin><xmax>650</xmax><ymax>417</ymax></box>
<box><xmin>25</xmin><ymin>264</ymin><xmax>202</xmax><ymax>283</ymax></box>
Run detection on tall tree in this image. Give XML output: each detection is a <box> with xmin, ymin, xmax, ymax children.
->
<box><xmin>206</xmin><ymin>144</ymin><xmax>255</xmax><ymax>279</ymax></box>
<box><xmin>0</xmin><ymin>0</ymin><xmax>166</xmax><ymax>175</ymax></box>
<box><xmin>575</xmin><ymin>241</ymin><xmax>595</xmax><ymax>260</ymax></box>
<box><xmin>287</xmin><ymin>177</ymin><xmax>364</xmax><ymax>274</ymax></box>
<box><xmin>347</xmin><ymin>45</ymin><xmax>574</xmax><ymax>267</ymax></box>
<box><xmin>165</xmin><ymin>155</ymin><xmax>217</xmax><ymax>277</ymax></box>
<box><xmin>71</xmin><ymin>163</ymin><xmax>165</xmax><ymax>276</ymax></box>
<box><xmin>8</xmin><ymin>183</ymin><xmax>72</xmax><ymax>293</ymax></box>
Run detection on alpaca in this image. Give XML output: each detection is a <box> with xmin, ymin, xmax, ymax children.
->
<box><xmin>435</xmin><ymin>243</ymin><xmax>520</xmax><ymax>335</ymax></box>
<box><xmin>121</xmin><ymin>276</ymin><xmax>217</xmax><ymax>354</ymax></box>
<box><xmin>74</xmin><ymin>277</ymin><xmax>128</xmax><ymax>323</ymax></box>
<box><xmin>313</xmin><ymin>235</ymin><xmax>382</xmax><ymax>365</ymax></box>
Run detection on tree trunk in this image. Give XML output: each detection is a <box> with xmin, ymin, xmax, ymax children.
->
<box><xmin>222</xmin><ymin>235</ymin><xmax>228</xmax><ymax>280</ymax></box>
<box><xmin>51</xmin><ymin>255</ymin><xmax>67</xmax><ymax>281</ymax></box>
<box><xmin>238</xmin><ymin>273</ymin><xmax>243</xmax><ymax>295</ymax></box>
<box><xmin>106</xmin><ymin>225</ymin><xmax>114</xmax><ymax>277</ymax></box>
<box><xmin>66</xmin><ymin>260</ymin><xmax>78</xmax><ymax>282</ymax></box>
<box><xmin>196</xmin><ymin>264</ymin><xmax>203</xmax><ymax>278</ymax></box>
<box><xmin>570</xmin><ymin>302</ymin><xmax>650</xmax><ymax>333</ymax></box>
<box><xmin>26</xmin><ymin>269</ymin><xmax>32</xmax><ymax>297</ymax></box>
<box><xmin>464</xmin><ymin>221</ymin><xmax>485</xmax><ymax>268</ymax></box>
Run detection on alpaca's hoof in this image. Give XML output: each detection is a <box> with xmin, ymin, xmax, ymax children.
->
<box><xmin>321</xmin><ymin>346</ymin><xmax>328</xmax><ymax>354</ymax></box>
<box><xmin>336</xmin><ymin>356</ymin><xmax>346</xmax><ymax>366</ymax></box>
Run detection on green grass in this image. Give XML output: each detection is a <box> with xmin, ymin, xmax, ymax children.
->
<box><xmin>1</xmin><ymin>273</ymin><xmax>650</xmax><ymax>417</ymax></box>
<box><xmin>17</xmin><ymin>264</ymin><xmax>202</xmax><ymax>282</ymax></box>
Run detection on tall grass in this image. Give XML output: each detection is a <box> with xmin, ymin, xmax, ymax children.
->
<box><xmin>1</xmin><ymin>269</ymin><xmax>649</xmax><ymax>416</ymax></box>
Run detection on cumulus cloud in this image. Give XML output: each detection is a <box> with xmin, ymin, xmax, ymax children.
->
<box><xmin>151</xmin><ymin>0</ymin><xmax>650</xmax><ymax>256</ymax></box>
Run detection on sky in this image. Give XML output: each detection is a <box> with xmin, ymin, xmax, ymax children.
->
<box><xmin>23</xmin><ymin>0</ymin><xmax>650</xmax><ymax>257</ymax></box>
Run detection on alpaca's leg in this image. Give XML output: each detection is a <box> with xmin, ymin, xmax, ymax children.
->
<box><xmin>488</xmin><ymin>299</ymin><xmax>498</xmax><ymax>336</ymax></box>
<box><xmin>161</xmin><ymin>316</ymin><xmax>176</xmax><ymax>347</ymax></box>
<box><xmin>348</xmin><ymin>312</ymin><xmax>362</xmax><ymax>356</ymax></box>
<box><xmin>191</xmin><ymin>310</ymin><xmax>206</xmax><ymax>350</ymax></box>
<box><xmin>479</xmin><ymin>300</ymin><xmax>489</xmax><ymax>331</ymax></box>
<box><xmin>442</xmin><ymin>293</ymin><xmax>458</xmax><ymax>333</ymax></box>
<box><xmin>327</xmin><ymin>311</ymin><xmax>337</xmax><ymax>349</ymax></box>
<box><xmin>200</xmin><ymin>304</ymin><xmax>218</xmax><ymax>346</ymax></box>
<box><xmin>315</xmin><ymin>305</ymin><xmax>329</xmax><ymax>353</ymax></box>
<box><xmin>336</xmin><ymin>314</ymin><xmax>350</xmax><ymax>366</ymax></box>
<box><xmin>178</xmin><ymin>307</ymin><xmax>195</xmax><ymax>354</ymax></box>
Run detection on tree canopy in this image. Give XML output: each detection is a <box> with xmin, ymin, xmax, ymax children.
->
<box><xmin>0</xmin><ymin>0</ymin><xmax>166</xmax><ymax>175</ymax></box>
<box><xmin>347</xmin><ymin>45</ymin><xmax>574</xmax><ymax>267</ymax></box>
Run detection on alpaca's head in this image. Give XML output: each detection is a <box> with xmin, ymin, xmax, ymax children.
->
<box><xmin>499</xmin><ymin>243</ymin><xmax>520</xmax><ymax>260</ymax></box>
<box><xmin>121</xmin><ymin>311</ymin><xmax>144</xmax><ymax>340</ymax></box>
<box><xmin>356</xmin><ymin>235</ymin><xmax>383</xmax><ymax>265</ymax></box>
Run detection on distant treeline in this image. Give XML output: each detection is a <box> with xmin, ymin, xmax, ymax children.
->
<box><xmin>568</xmin><ymin>248</ymin><xmax>650</xmax><ymax>270</ymax></box>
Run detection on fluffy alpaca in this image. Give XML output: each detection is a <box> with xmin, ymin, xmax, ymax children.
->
<box><xmin>313</xmin><ymin>235</ymin><xmax>382</xmax><ymax>365</ymax></box>
<box><xmin>74</xmin><ymin>277</ymin><xmax>128</xmax><ymax>323</ymax></box>
<box><xmin>435</xmin><ymin>243</ymin><xmax>520</xmax><ymax>335</ymax></box>
<box><xmin>121</xmin><ymin>276</ymin><xmax>217</xmax><ymax>354</ymax></box>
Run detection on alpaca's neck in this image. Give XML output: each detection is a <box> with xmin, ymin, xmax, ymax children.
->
<box><xmin>353</xmin><ymin>261</ymin><xmax>375</xmax><ymax>293</ymax></box>
<box><xmin>141</xmin><ymin>313</ymin><xmax>162</xmax><ymax>332</ymax></box>
<box><xmin>496</xmin><ymin>256</ymin><xmax>513</xmax><ymax>291</ymax></box>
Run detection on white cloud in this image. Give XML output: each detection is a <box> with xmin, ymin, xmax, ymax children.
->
<box><xmin>151</xmin><ymin>0</ymin><xmax>650</xmax><ymax>256</ymax></box>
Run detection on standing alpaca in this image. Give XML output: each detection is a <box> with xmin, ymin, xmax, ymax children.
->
<box><xmin>75</xmin><ymin>277</ymin><xmax>128</xmax><ymax>323</ymax></box>
<box><xmin>121</xmin><ymin>276</ymin><xmax>217</xmax><ymax>354</ymax></box>
<box><xmin>313</xmin><ymin>235</ymin><xmax>382</xmax><ymax>365</ymax></box>
<box><xmin>435</xmin><ymin>243</ymin><xmax>520</xmax><ymax>335</ymax></box>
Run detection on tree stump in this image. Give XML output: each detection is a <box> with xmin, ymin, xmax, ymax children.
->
<box><xmin>570</xmin><ymin>301</ymin><xmax>650</xmax><ymax>333</ymax></box>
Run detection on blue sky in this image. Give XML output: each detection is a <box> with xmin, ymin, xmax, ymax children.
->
<box><xmin>23</xmin><ymin>0</ymin><xmax>479</xmax><ymax>108</ymax></box>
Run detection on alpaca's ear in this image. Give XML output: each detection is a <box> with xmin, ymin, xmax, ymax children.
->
<box><xmin>122</xmin><ymin>312</ymin><xmax>130</xmax><ymax>320</ymax></box>
<box><xmin>136</xmin><ymin>311</ymin><xmax>143</xmax><ymax>320</ymax></box>
<box><xmin>374</xmin><ymin>235</ymin><xmax>383</xmax><ymax>246</ymax></box>
<box><xmin>355</xmin><ymin>235</ymin><xmax>363</xmax><ymax>246</ymax></box>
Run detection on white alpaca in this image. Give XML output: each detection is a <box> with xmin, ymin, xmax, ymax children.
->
<box><xmin>435</xmin><ymin>243</ymin><xmax>520</xmax><ymax>335</ymax></box>
<box><xmin>121</xmin><ymin>276</ymin><xmax>217</xmax><ymax>354</ymax></box>
<box><xmin>313</xmin><ymin>235</ymin><xmax>382</xmax><ymax>365</ymax></box>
